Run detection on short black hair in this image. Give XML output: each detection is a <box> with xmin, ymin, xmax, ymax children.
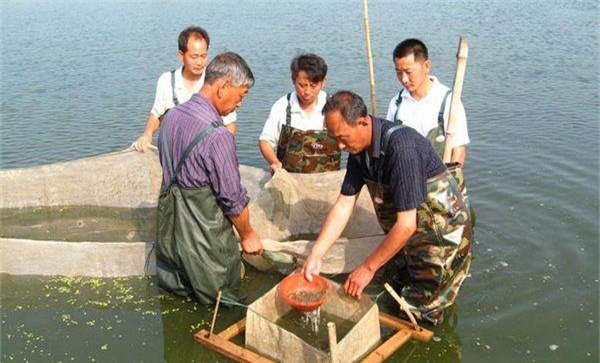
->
<box><xmin>178</xmin><ymin>26</ymin><xmax>210</xmax><ymax>53</ymax></box>
<box><xmin>392</xmin><ymin>38</ymin><xmax>429</xmax><ymax>61</ymax></box>
<box><xmin>322</xmin><ymin>90</ymin><xmax>367</xmax><ymax>125</ymax></box>
<box><xmin>204</xmin><ymin>52</ymin><xmax>255</xmax><ymax>89</ymax></box>
<box><xmin>290</xmin><ymin>54</ymin><xmax>328</xmax><ymax>83</ymax></box>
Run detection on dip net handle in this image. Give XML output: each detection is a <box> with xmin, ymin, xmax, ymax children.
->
<box><xmin>384</xmin><ymin>283</ymin><xmax>420</xmax><ymax>331</ymax></box>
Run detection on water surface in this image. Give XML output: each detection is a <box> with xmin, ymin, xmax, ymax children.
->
<box><xmin>1</xmin><ymin>1</ymin><xmax>598</xmax><ymax>362</ymax></box>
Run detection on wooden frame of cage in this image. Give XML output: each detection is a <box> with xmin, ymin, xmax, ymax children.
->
<box><xmin>194</xmin><ymin>312</ymin><xmax>433</xmax><ymax>363</ymax></box>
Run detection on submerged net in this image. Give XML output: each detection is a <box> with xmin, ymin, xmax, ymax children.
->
<box><xmin>246</xmin><ymin>277</ymin><xmax>381</xmax><ymax>363</ymax></box>
<box><xmin>0</xmin><ymin>149</ymin><xmax>384</xmax><ymax>276</ymax></box>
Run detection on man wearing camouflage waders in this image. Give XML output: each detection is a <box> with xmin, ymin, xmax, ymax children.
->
<box><xmin>157</xmin><ymin>52</ymin><xmax>263</xmax><ymax>304</ymax></box>
<box><xmin>259</xmin><ymin>54</ymin><xmax>341</xmax><ymax>174</ymax></box>
<box><xmin>303</xmin><ymin>91</ymin><xmax>473</xmax><ymax>324</ymax></box>
<box><xmin>386</xmin><ymin>38</ymin><xmax>474</xmax><ymax>223</ymax></box>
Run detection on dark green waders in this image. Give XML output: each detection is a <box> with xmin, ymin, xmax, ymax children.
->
<box><xmin>156</xmin><ymin>121</ymin><xmax>242</xmax><ymax>304</ymax></box>
<box><xmin>365</xmin><ymin>125</ymin><xmax>473</xmax><ymax>325</ymax></box>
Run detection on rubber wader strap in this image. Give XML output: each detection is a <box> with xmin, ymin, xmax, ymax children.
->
<box><xmin>438</xmin><ymin>90</ymin><xmax>451</xmax><ymax>135</ymax></box>
<box><xmin>322</xmin><ymin>92</ymin><xmax>328</xmax><ymax>130</ymax></box>
<box><xmin>285</xmin><ymin>93</ymin><xmax>292</xmax><ymax>126</ymax></box>
<box><xmin>160</xmin><ymin>120</ymin><xmax>223</xmax><ymax>191</ymax></box>
<box><xmin>159</xmin><ymin>121</ymin><xmax>175</xmax><ymax>185</ymax></box>
<box><xmin>393</xmin><ymin>89</ymin><xmax>404</xmax><ymax>124</ymax></box>
<box><xmin>171</xmin><ymin>69</ymin><xmax>179</xmax><ymax>106</ymax></box>
<box><xmin>378</xmin><ymin>124</ymin><xmax>405</xmax><ymax>184</ymax></box>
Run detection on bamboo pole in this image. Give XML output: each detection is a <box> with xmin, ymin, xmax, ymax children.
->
<box><xmin>328</xmin><ymin>322</ymin><xmax>338</xmax><ymax>363</ymax></box>
<box><xmin>384</xmin><ymin>283</ymin><xmax>420</xmax><ymax>332</ymax></box>
<box><xmin>362</xmin><ymin>0</ymin><xmax>378</xmax><ymax>116</ymax></box>
<box><xmin>443</xmin><ymin>37</ymin><xmax>469</xmax><ymax>163</ymax></box>
<box><xmin>209</xmin><ymin>290</ymin><xmax>223</xmax><ymax>337</ymax></box>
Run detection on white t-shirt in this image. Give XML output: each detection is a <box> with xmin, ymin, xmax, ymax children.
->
<box><xmin>259</xmin><ymin>91</ymin><xmax>328</xmax><ymax>148</ymax></box>
<box><xmin>150</xmin><ymin>67</ymin><xmax>236</xmax><ymax>124</ymax></box>
<box><xmin>386</xmin><ymin>76</ymin><xmax>469</xmax><ymax>147</ymax></box>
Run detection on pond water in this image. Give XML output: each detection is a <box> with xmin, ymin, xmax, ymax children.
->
<box><xmin>0</xmin><ymin>206</ymin><xmax>156</xmax><ymax>242</ymax></box>
<box><xmin>275</xmin><ymin>309</ymin><xmax>356</xmax><ymax>352</ymax></box>
<box><xmin>1</xmin><ymin>0</ymin><xmax>598</xmax><ymax>362</ymax></box>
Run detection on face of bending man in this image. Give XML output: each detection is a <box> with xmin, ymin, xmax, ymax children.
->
<box><xmin>214</xmin><ymin>79</ymin><xmax>249</xmax><ymax>116</ymax></box>
<box><xmin>325</xmin><ymin>111</ymin><xmax>371</xmax><ymax>155</ymax></box>
<box><xmin>178</xmin><ymin>36</ymin><xmax>209</xmax><ymax>78</ymax></box>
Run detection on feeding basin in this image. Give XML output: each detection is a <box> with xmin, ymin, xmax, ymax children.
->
<box><xmin>278</xmin><ymin>272</ymin><xmax>330</xmax><ymax>311</ymax></box>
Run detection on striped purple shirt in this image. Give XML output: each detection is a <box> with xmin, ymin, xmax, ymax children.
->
<box><xmin>158</xmin><ymin>93</ymin><xmax>249</xmax><ymax>216</ymax></box>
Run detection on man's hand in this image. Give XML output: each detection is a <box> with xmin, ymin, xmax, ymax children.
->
<box><xmin>269</xmin><ymin>161</ymin><xmax>283</xmax><ymax>176</ymax></box>
<box><xmin>344</xmin><ymin>264</ymin><xmax>375</xmax><ymax>299</ymax></box>
<box><xmin>301</xmin><ymin>252</ymin><xmax>323</xmax><ymax>282</ymax></box>
<box><xmin>131</xmin><ymin>133</ymin><xmax>152</xmax><ymax>152</ymax></box>
<box><xmin>241</xmin><ymin>231</ymin><xmax>263</xmax><ymax>255</ymax></box>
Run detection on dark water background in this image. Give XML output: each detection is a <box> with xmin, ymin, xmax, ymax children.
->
<box><xmin>1</xmin><ymin>1</ymin><xmax>598</xmax><ymax>362</ymax></box>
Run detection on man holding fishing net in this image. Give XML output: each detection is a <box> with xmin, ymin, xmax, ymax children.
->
<box><xmin>156</xmin><ymin>53</ymin><xmax>262</xmax><ymax>304</ymax></box>
<box><xmin>302</xmin><ymin>91</ymin><xmax>473</xmax><ymax>324</ymax></box>
<box><xmin>131</xmin><ymin>26</ymin><xmax>237</xmax><ymax>152</ymax></box>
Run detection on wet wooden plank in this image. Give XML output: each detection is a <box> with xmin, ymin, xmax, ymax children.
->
<box><xmin>217</xmin><ymin>318</ymin><xmax>246</xmax><ymax>341</ymax></box>
<box><xmin>194</xmin><ymin>329</ymin><xmax>274</xmax><ymax>363</ymax></box>
<box><xmin>379</xmin><ymin>312</ymin><xmax>433</xmax><ymax>342</ymax></box>
<box><xmin>360</xmin><ymin>329</ymin><xmax>412</xmax><ymax>363</ymax></box>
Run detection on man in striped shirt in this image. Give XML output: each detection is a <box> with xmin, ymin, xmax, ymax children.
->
<box><xmin>156</xmin><ymin>52</ymin><xmax>262</xmax><ymax>304</ymax></box>
<box><xmin>303</xmin><ymin>91</ymin><xmax>473</xmax><ymax>324</ymax></box>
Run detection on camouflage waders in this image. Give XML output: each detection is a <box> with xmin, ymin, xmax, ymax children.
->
<box><xmin>365</xmin><ymin>125</ymin><xmax>473</xmax><ymax>325</ymax></box>
<box><xmin>276</xmin><ymin>93</ymin><xmax>341</xmax><ymax>173</ymax></box>
<box><xmin>394</xmin><ymin>89</ymin><xmax>475</xmax><ymax>225</ymax></box>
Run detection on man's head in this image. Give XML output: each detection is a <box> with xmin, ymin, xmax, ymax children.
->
<box><xmin>392</xmin><ymin>38</ymin><xmax>431</xmax><ymax>95</ymax></box>
<box><xmin>178</xmin><ymin>26</ymin><xmax>211</xmax><ymax>78</ymax></box>
<box><xmin>290</xmin><ymin>54</ymin><xmax>328</xmax><ymax>107</ymax></box>
<box><xmin>322</xmin><ymin>91</ymin><xmax>371</xmax><ymax>154</ymax></box>
<box><xmin>203</xmin><ymin>52</ymin><xmax>255</xmax><ymax>116</ymax></box>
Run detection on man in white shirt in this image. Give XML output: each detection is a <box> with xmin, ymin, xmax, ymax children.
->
<box><xmin>258</xmin><ymin>54</ymin><xmax>340</xmax><ymax>174</ymax></box>
<box><xmin>131</xmin><ymin>26</ymin><xmax>236</xmax><ymax>152</ymax></box>
<box><xmin>386</xmin><ymin>38</ymin><xmax>469</xmax><ymax>165</ymax></box>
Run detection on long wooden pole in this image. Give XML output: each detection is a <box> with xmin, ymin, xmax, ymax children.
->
<box><xmin>443</xmin><ymin>37</ymin><xmax>469</xmax><ymax>163</ymax></box>
<box><xmin>362</xmin><ymin>0</ymin><xmax>378</xmax><ymax>116</ymax></box>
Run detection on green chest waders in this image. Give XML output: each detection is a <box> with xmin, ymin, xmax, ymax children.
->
<box><xmin>276</xmin><ymin>93</ymin><xmax>341</xmax><ymax>173</ymax></box>
<box><xmin>394</xmin><ymin>90</ymin><xmax>476</xmax><ymax>226</ymax></box>
<box><xmin>156</xmin><ymin>121</ymin><xmax>242</xmax><ymax>304</ymax></box>
<box><xmin>362</xmin><ymin>125</ymin><xmax>473</xmax><ymax>325</ymax></box>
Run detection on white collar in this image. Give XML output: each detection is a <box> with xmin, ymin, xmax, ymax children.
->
<box><xmin>175</xmin><ymin>66</ymin><xmax>205</xmax><ymax>91</ymax></box>
<box><xmin>401</xmin><ymin>75</ymin><xmax>441</xmax><ymax>102</ymax></box>
<box><xmin>289</xmin><ymin>90</ymin><xmax>327</xmax><ymax>112</ymax></box>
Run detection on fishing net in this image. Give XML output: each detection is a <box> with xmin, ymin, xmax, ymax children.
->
<box><xmin>0</xmin><ymin>148</ymin><xmax>384</xmax><ymax>276</ymax></box>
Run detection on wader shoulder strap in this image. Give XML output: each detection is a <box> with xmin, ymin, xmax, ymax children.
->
<box><xmin>171</xmin><ymin>70</ymin><xmax>179</xmax><ymax>106</ymax></box>
<box><xmin>438</xmin><ymin>90</ymin><xmax>451</xmax><ymax>135</ymax></box>
<box><xmin>378</xmin><ymin>124</ymin><xmax>406</xmax><ymax>184</ymax></box>
<box><xmin>322</xmin><ymin>92</ymin><xmax>328</xmax><ymax>130</ymax></box>
<box><xmin>160</xmin><ymin>120</ymin><xmax>223</xmax><ymax>191</ymax></box>
<box><xmin>393</xmin><ymin>89</ymin><xmax>404</xmax><ymax>124</ymax></box>
<box><xmin>285</xmin><ymin>93</ymin><xmax>292</xmax><ymax>126</ymax></box>
<box><xmin>159</xmin><ymin>122</ymin><xmax>175</xmax><ymax>186</ymax></box>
